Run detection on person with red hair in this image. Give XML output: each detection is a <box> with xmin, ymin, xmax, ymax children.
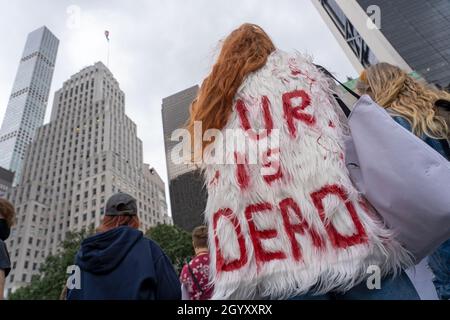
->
<box><xmin>66</xmin><ymin>193</ymin><xmax>180</xmax><ymax>300</ymax></box>
<box><xmin>187</xmin><ymin>23</ymin><xmax>419</xmax><ymax>300</ymax></box>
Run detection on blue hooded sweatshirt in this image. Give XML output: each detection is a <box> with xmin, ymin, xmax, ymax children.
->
<box><xmin>66</xmin><ymin>226</ymin><xmax>181</xmax><ymax>300</ymax></box>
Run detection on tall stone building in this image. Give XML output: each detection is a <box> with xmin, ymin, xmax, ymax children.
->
<box><xmin>0</xmin><ymin>167</ymin><xmax>14</xmax><ymax>198</ymax></box>
<box><xmin>0</xmin><ymin>26</ymin><xmax>59</xmax><ymax>184</ymax></box>
<box><xmin>4</xmin><ymin>62</ymin><xmax>170</xmax><ymax>295</ymax></box>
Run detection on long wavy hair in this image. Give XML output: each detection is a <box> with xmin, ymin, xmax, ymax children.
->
<box><xmin>356</xmin><ymin>62</ymin><xmax>450</xmax><ymax>140</ymax></box>
<box><xmin>186</xmin><ymin>23</ymin><xmax>276</xmax><ymax>158</ymax></box>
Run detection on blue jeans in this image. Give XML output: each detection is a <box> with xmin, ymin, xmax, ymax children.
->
<box><xmin>289</xmin><ymin>271</ymin><xmax>420</xmax><ymax>300</ymax></box>
<box><xmin>428</xmin><ymin>239</ymin><xmax>450</xmax><ymax>300</ymax></box>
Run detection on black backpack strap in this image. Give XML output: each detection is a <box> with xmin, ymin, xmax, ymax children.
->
<box><xmin>332</xmin><ymin>93</ymin><xmax>352</xmax><ymax>118</ymax></box>
<box><xmin>439</xmin><ymin>139</ymin><xmax>450</xmax><ymax>161</ymax></box>
<box><xmin>314</xmin><ymin>64</ymin><xmax>360</xmax><ymax>118</ymax></box>
<box><xmin>186</xmin><ymin>259</ymin><xmax>205</xmax><ymax>296</ymax></box>
<box><xmin>314</xmin><ymin>64</ymin><xmax>361</xmax><ymax>100</ymax></box>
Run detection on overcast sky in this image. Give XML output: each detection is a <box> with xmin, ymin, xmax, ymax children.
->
<box><xmin>0</xmin><ymin>0</ymin><xmax>357</xmax><ymax>213</ymax></box>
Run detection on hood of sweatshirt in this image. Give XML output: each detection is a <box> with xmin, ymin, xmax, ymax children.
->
<box><xmin>75</xmin><ymin>226</ymin><xmax>142</xmax><ymax>274</ymax></box>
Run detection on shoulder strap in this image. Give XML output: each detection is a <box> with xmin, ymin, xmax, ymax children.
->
<box><xmin>186</xmin><ymin>258</ymin><xmax>205</xmax><ymax>296</ymax></box>
<box><xmin>314</xmin><ymin>64</ymin><xmax>361</xmax><ymax>118</ymax></box>
<box><xmin>332</xmin><ymin>93</ymin><xmax>352</xmax><ymax>118</ymax></box>
<box><xmin>315</xmin><ymin>65</ymin><xmax>361</xmax><ymax>100</ymax></box>
<box><xmin>439</xmin><ymin>139</ymin><xmax>450</xmax><ymax>161</ymax></box>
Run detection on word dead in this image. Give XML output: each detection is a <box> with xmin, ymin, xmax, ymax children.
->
<box><xmin>213</xmin><ymin>184</ymin><xmax>368</xmax><ymax>273</ymax></box>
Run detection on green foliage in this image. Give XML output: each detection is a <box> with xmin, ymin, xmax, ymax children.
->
<box><xmin>9</xmin><ymin>228</ymin><xmax>93</xmax><ymax>300</ymax></box>
<box><xmin>146</xmin><ymin>224</ymin><xmax>193</xmax><ymax>274</ymax></box>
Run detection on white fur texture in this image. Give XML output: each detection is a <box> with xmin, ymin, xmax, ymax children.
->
<box><xmin>202</xmin><ymin>50</ymin><xmax>412</xmax><ymax>300</ymax></box>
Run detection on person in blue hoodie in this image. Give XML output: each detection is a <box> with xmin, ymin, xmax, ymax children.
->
<box><xmin>66</xmin><ymin>192</ymin><xmax>181</xmax><ymax>300</ymax></box>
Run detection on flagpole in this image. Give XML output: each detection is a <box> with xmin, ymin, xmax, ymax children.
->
<box><xmin>107</xmin><ymin>39</ymin><xmax>110</xmax><ymax>68</ymax></box>
<box><xmin>105</xmin><ymin>30</ymin><xmax>110</xmax><ymax>68</ymax></box>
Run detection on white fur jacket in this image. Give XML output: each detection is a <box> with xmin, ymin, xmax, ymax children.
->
<box><xmin>201</xmin><ymin>50</ymin><xmax>411</xmax><ymax>299</ymax></box>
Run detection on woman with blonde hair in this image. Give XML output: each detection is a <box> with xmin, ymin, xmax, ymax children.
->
<box><xmin>356</xmin><ymin>63</ymin><xmax>450</xmax><ymax>158</ymax></box>
<box><xmin>357</xmin><ymin>63</ymin><xmax>450</xmax><ymax>300</ymax></box>
<box><xmin>187</xmin><ymin>24</ymin><xmax>418</xmax><ymax>300</ymax></box>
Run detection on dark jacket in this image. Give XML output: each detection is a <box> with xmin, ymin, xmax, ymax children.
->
<box><xmin>66</xmin><ymin>226</ymin><xmax>181</xmax><ymax>300</ymax></box>
<box><xmin>0</xmin><ymin>240</ymin><xmax>10</xmax><ymax>277</ymax></box>
<box><xmin>393</xmin><ymin>115</ymin><xmax>450</xmax><ymax>160</ymax></box>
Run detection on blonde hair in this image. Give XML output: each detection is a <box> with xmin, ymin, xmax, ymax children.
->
<box><xmin>356</xmin><ymin>63</ymin><xmax>450</xmax><ymax>140</ymax></box>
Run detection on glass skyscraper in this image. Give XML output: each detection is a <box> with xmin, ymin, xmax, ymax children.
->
<box><xmin>0</xmin><ymin>26</ymin><xmax>59</xmax><ymax>184</ymax></box>
<box><xmin>162</xmin><ymin>85</ymin><xmax>207</xmax><ymax>231</ymax></box>
<box><xmin>313</xmin><ymin>0</ymin><xmax>450</xmax><ymax>88</ymax></box>
<box><xmin>357</xmin><ymin>0</ymin><xmax>450</xmax><ymax>88</ymax></box>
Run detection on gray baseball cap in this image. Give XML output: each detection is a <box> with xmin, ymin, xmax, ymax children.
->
<box><xmin>105</xmin><ymin>193</ymin><xmax>137</xmax><ymax>216</ymax></box>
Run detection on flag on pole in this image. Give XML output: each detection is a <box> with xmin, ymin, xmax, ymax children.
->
<box><xmin>104</xmin><ymin>30</ymin><xmax>110</xmax><ymax>41</ymax></box>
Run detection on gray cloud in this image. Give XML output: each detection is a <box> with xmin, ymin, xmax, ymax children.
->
<box><xmin>0</xmin><ymin>0</ymin><xmax>357</xmax><ymax>213</ymax></box>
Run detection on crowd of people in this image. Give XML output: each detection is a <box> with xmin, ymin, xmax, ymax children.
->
<box><xmin>0</xmin><ymin>23</ymin><xmax>449</xmax><ymax>300</ymax></box>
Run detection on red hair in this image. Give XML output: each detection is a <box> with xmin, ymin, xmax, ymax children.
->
<box><xmin>187</xmin><ymin>23</ymin><xmax>275</xmax><ymax>158</ymax></box>
<box><xmin>0</xmin><ymin>198</ymin><xmax>15</xmax><ymax>227</ymax></box>
<box><xmin>97</xmin><ymin>215</ymin><xmax>140</xmax><ymax>233</ymax></box>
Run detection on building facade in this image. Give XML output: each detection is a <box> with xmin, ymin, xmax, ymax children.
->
<box><xmin>312</xmin><ymin>0</ymin><xmax>450</xmax><ymax>88</ymax></box>
<box><xmin>162</xmin><ymin>85</ymin><xmax>207</xmax><ymax>231</ymax></box>
<box><xmin>0</xmin><ymin>26</ymin><xmax>59</xmax><ymax>184</ymax></box>
<box><xmin>162</xmin><ymin>85</ymin><xmax>199</xmax><ymax>180</ymax></box>
<box><xmin>0</xmin><ymin>167</ymin><xmax>14</xmax><ymax>198</ymax></box>
<box><xmin>4</xmin><ymin>62</ymin><xmax>170</xmax><ymax>295</ymax></box>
